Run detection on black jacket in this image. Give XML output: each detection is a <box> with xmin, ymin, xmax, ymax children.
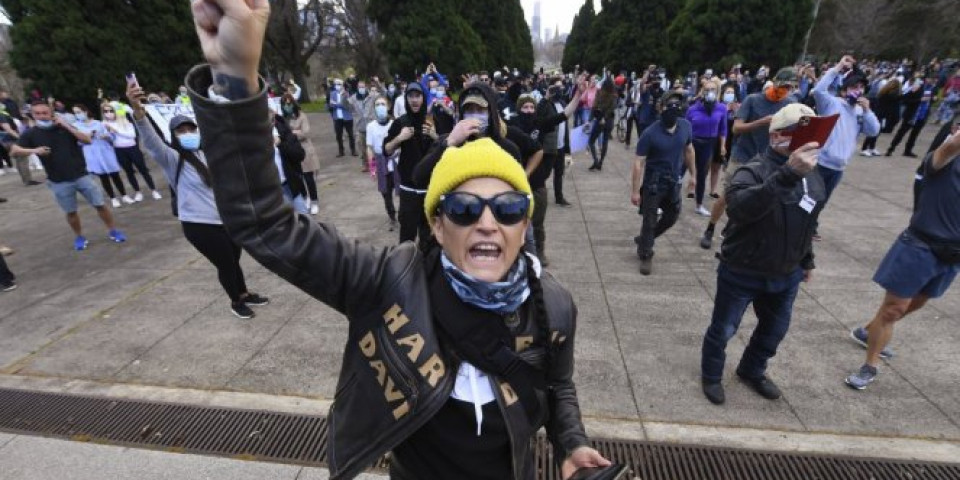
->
<box><xmin>719</xmin><ymin>148</ymin><xmax>825</xmax><ymax>276</ymax></box>
<box><xmin>186</xmin><ymin>65</ymin><xmax>588</xmax><ymax>480</ymax></box>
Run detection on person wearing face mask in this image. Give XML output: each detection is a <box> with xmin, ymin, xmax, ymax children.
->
<box><xmin>586</xmin><ymin>78</ymin><xmax>617</xmax><ymax>171</ymax></box>
<box><xmin>545</xmin><ymin>77</ymin><xmax>585</xmax><ymax>207</ymax></box>
<box><xmin>366</xmin><ymin>95</ymin><xmax>400</xmax><ymax>230</ymax></box>
<box><xmin>281</xmin><ymin>93</ymin><xmax>321</xmax><ymax>215</ymax></box>
<box><xmin>11</xmin><ymin>101</ymin><xmax>127</xmax><ymax>250</ymax></box>
<box><xmin>72</xmin><ymin>104</ymin><xmax>134</xmax><ymax>208</ymax></box>
<box><xmin>886</xmin><ymin>75</ymin><xmax>937</xmax><ymax>158</ymax></box>
<box><xmin>328</xmin><ymin>79</ymin><xmax>357</xmax><ymax>158</ymax></box>
<box><xmin>700</xmin><ymin>104</ymin><xmax>827</xmax><ymax>405</ymax></box>
<box><xmin>176</xmin><ymin>85</ymin><xmax>191</xmax><ymax>107</ymax></box>
<box><xmin>124</xmin><ymin>82</ymin><xmax>269</xmax><ymax>320</ymax></box>
<box><xmin>349</xmin><ymin>79</ymin><xmax>379</xmax><ymax>172</ymax></box>
<box><xmin>630</xmin><ymin>92</ymin><xmax>696</xmax><ymax>275</ymax></box>
<box><xmin>700</xmin><ymin>67</ymin><xmax>798</xmax><ymax>250</ymax></box>
<box><xmin>710</xmin><ymin>85</ymin><xmax>740</xmax><ymax>198</ymax></box>
<box><xmin>684</xmin><ymin>80</ymin><xmax>728</xmax><ymax>216</ymax></box>
<box><xmin>384</xmin><ymin>82</ymin><xmax>437</xmax><ymax>250</ymax></box>
<box><xmin>101</xmin><ymin>103</ymin><xmax>162</xmax><ymax>202</ymax></box>
<box><xmin>811</xmin><ymin>56</ymin><xmax>880</xmax><ymax>215</ymax></box>
<box><xmin>428</xmin><ymin>84</ymin><xmax>455</xmax><ymax>137</ymax></box>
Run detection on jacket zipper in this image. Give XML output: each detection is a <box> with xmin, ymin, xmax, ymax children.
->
<box><xmin>376</xmin><ymin>328</ymin><xmax>418</xmax><ymax>409</ymax></box>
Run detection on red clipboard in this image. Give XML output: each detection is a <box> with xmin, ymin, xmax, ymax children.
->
<box><xmin>788</xmin><ymin>113</ymin><xmax>839</xmax><ymax>151</ymax></box>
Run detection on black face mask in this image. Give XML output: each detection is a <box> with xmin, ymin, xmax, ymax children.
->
<box><xmin>661</xmin><ymin>107</ymin><xmax>681</xmax><ymax>129</ymax></box>
<box><xmin>513</xmin><ymin>112</ymin><xmax>537</xmax><ymax>134</ymax></box>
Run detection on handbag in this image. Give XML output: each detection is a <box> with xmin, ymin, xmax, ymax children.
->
<box><xmin>910</xmin><ymin>229</ymin><xmax>960</xmax><ymax>265</ymax></box>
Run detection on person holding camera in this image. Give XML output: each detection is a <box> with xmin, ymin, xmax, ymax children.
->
<box><xmin>700</xmin><ymin>104</ymin><xmax>826</xmax><ymax>405</ymax></box>
<box><xmin>383</xmin><ymin>82</ymin><xmax>437</xmax><ymax>250</ymax></box>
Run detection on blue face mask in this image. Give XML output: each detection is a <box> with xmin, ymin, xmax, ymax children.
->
<box><xmin>36</xmin><ymin>119</ymin><xmax>54</xmax><ymax>128</ymax></box>
<box><xmin>463</xmin><ymin>112</ymin><xmax>489</xmax><ymax>135</ymax></box>
<box><xmin>75</xmin><ymin>113</ymin><xmax>87</xmax><ymax>122</ymax></box>
<box><xmin>723</xmin><ymin>93</ymin><xmax>736</xmax><ymax>103</ymax></box>
<box><xmin>178</xmin><ymin>132</ymin><xmax>201</xmax><ymax>151</ymax></box>
<box><xmin>375</xmin><ymin>104</ymin><xmax>388</xmax><ymax>120</ymax></box>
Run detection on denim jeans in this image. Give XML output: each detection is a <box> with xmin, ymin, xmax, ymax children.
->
<box><xmin>282</xmin><ymin>183</ymin><xmax>309</xmax><ymax>215</ymax></box>
<box><xmin>701</xmin><ymin>263</ymin><xmax>804</xmax><ymax>383</ymax></box>
<box><xmin>816</xmin><ymin>164</ymin><xmax>844</xmax><ymax>205</ymax></box>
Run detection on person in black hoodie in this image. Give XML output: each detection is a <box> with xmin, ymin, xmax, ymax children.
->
<box><xmin>699</xmin><ymin>104</ymin><xmax>827</xmax><ymax>405</ymax></box>
<box><xmin>512</xmin><ymin>78</ymin><xmax>586</xmax><ymax>266</ymax></box>
<box><xmin>384</xmin><ymin>82</ymin><xmax>437</xmax><ymax>250</ymax></box>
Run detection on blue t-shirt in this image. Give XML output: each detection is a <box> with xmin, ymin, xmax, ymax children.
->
<box><xmin>635</xmin><ymin>118</ymin><xmax>692</xmax><ymax>182</ymax></box>
<box><xmin>910</xmin><ymin>153</ymin><xmax>960</xmax><ymax>243</ymax></box>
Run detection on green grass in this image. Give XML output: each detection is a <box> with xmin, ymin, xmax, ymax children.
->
<box><xmin>300</xmin><ymin>99</ymin><xmax>327</xmax><ymax>113</ymax></box>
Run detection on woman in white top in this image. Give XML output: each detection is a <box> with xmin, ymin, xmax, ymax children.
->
<box><xmin>365</xmin><ymin>95</ymin><xmax>399</xmax><ymax>230</ymax></box>
<box><xmin>102</xmin><ymin>103</ymin><xmax>162</xmax><ymax>202</ymax></box>
<box><xmin>72</xmin><ymin>104</ymin><xmax>132</xmax><ymax>208</ymax></box>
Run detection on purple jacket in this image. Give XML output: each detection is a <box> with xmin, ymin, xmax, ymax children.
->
<box><xmin>686</xmin><ymin>100</ymin><xmax>728</xmax><ymax>139</ymax></box>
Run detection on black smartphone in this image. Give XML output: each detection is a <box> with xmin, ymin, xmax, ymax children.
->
<box><xmin>569</xmin><ymin>463</ymin><xmax>629</xmax><ymax>480</ymax></box>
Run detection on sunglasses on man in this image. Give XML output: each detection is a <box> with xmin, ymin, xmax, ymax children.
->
<box><xmin>438</xmin><ymin>191</ymin><xmax>530</xmax><ymax>226</ymax></box>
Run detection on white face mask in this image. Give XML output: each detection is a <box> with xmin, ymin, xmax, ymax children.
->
<box><xmin>723</xmin><ymin>93</ymin><xmax>736</xmax><ymax>103</ymax></box>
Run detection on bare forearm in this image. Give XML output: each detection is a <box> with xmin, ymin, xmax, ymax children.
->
<box><xmin>525</xmin><ymin>150</ymin><xmax>543</xmax><ymax>177</ymax></box>
<box><xmin>209</xmin><ymin>68</ymin><xmax>259</xmax><ymax>101</ymax></box>
<box><xmin>632</xmin><ymin>157</ymin><xmax>646</xmax><ymax>192</ymax></box>
<box><xmin>932</xmin><ymin>142</ymin><xmax>960</xmax><ymax>171</ymax></box>
<box><xmin>564</xmin><ymin>92</ymin><xmax>582</xmax><ymax>118</ymax></box>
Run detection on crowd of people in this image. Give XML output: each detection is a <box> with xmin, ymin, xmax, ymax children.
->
<box><xmin>0</xmin><ymin>1</ymin><xmax>957</xmax><ymax>476</ymax></box>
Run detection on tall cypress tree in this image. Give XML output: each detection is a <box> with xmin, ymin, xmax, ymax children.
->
<box><xmin>460</xmin><ymin>0</ymin><xmax>533</xmax><ymax>72</ymax></box>
<box><xmin>5</xmin><ymin>0</ymin><xmax>200</xmax><ymax>106</ymax></box>
<box><xmin>561</xmin><ymin>0</ymin><xmax>596</xmax><ymax>72</ymax></box>
<box><xmin>667</xmin><ymin>0</ymin><xmax>814</xmax><ymax>73</ymax></box>
<box><xmin>586</xmin><ymin>0</ymin><xmax>680</xmax><ymax>73</ymax></box>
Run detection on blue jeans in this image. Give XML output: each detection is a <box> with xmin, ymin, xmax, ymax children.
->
<box><xmin>282</xmin><ymin>184</ymin><xmax>309</xmax><ymax>214</ymax></box>
<box><xmin>817</xmin><ymin>165</ymin><xmax>843</xmax><ymax>205</ymax></box>
<box><xmin>701</xmin><ymin>263</ymin><xmax>804</xmax><ymax>383</ymax></box>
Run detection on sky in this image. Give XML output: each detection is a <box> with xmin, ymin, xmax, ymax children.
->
<box><xmin>519</xmin><ymin>0</ymin><xmax>599</xmax><ymax>38</ymax></box>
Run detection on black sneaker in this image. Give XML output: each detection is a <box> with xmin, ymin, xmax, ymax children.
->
<box><xmin>736</xmin><ymin>370</ymin><xmax>781</xmax><ymax>400</ymax></box>
<box><xmin>702</xmin><ymin>380</ymin><xmax>725</xmax><ymax>405</ymax></box>
<box><xmin>638</xmin><ymin>256</ymin><xmax>653</xmax><ymax>276</ymax></box>
<box><xmin>243</xmin><ymin>293</ymin><xmax>270</xmax><ymax>307</ymax></box>
<box><xmin>230</xmin><ymin>302</ymin><xmax>255</xmax><ymax>319</ymax></box>
<box><xmin>556</xmin><ymin>199</ymin><xmax>572</xmax><ymax>207</ymax></box>
<box><xmin>700</xmin><ymin>230</ymin><xmax>713</xmax><ymax>250</ymax></box>
<box><xmin>1</xmin><ymin>280</ymin><xmax>17</xmax><ymax>292</ymax></box>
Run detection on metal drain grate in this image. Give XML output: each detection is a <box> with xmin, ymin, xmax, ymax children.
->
<box><xmin>1</xmin><ymin>388</ymin><xmax>958</xmax><ymax>479</ymax></box>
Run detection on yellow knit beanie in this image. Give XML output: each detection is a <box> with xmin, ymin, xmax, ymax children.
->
<box><xmin>424</xmin><ymin>138</ymin><xmax>533</xmax><ymax>227</ymax></box>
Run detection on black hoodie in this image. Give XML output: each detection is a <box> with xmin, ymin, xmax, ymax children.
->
<box><xmin>412</xmin><ymin>82</ymin><xmax>524</xmax><ymax>189</ymax></box>
<box><xmin>383</xmin><ymin>82</ymin><xmax>435</xmax><ymax>188</ymax></box>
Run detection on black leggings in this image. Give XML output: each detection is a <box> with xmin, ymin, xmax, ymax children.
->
<box><xmin>98</xmin><ymin>172</ymin><xmax>127</xmax><ymax>198</ymax></box>
<box><xmin>302</xmin><ymin>171</ymin><xmax>318</xmax><ymax>201</ymax></box>
<box><xmin>0</xmin><ymin>143</ymin><xmax>12</xmax><ymax>168</ymax></box>
<box><xmin>181</xmin><ymin>222</ymin><xmax>248</xmax><ymax>303</ymax></box>
<box><xmin>115</xmin><ymin>146</ymin><xmax>156</xmax><ymax>191</ymax></box>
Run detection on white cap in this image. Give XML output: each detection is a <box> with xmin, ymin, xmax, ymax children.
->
<box><xmin>770</xmin><ymin>103</ymin><xmax>817</xmax><ymax>132</ymax></box>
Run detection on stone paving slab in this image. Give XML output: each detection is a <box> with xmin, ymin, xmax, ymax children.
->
<box><xmin>0</xmin><ymin>112</ymin><xmax>957</xmax><ymax>446</ymax></box>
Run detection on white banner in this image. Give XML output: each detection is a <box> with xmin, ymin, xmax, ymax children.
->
<box><xmin>144</xmin><ymin>98</ymin><xmax>281</xmax><ymax>143</ymax></box>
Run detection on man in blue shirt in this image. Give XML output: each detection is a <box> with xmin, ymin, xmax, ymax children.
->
<box><xmin>631</xmin><ymin>92</ymin><xmax>695</xmax><ymax>275</ymax></box>
<box><xmin>845</xmin><ymin>129</ymin><xmax>960</xmax><ymax>390</ymax></box>
<box><xmin>328</xmin><ymin>78</ymin><xmax>357</xmax><ymax>157</ymax></box>
<box><xmin>812</xmin><ymin>55</ymin><xmax>881</xmax><ymax>207</ymax></box>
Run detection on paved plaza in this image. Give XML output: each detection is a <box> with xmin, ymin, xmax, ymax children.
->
<box><xmin>0</xmin><ymin>114</ymin><xmax>958</xmax><ymax>477</ymax></box>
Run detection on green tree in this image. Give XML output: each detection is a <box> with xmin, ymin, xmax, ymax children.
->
<box><xmin>585</xmin><ymin>0</ymin><xmax>680</xmax><ymax>73</ymax></box>
<box><xmin>263</xmin><ymin>0</ymin><xmax>331</xmax><ymax>102</ymax></box>
<box><xmin>3</xmin><ymin>0</ymin><xmax>199</xmax><ymax>107</ymax></box>
<box><xmin>369</xmin><ymin>0</ymin><xmax>485</xmax><ymax>80</ymax></box>
<box><xmin>667</xmin><ymin>0</ymin><xmax>814</xmax><ymax>73</ymax></box>
<box><xmin>462</xmin><ymin>0</ymin><xmax>533</xmax><ymax>72</ymax></box>
<box><xmin>561</xmin><ymin>0</ymin><xmax>596</xmax><ymax>72</ymax></box>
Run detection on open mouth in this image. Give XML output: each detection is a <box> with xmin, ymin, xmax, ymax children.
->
<box><xmin>468</xmin><ymin>242</ymin><xmax>502</xmax><ymax>262</ymax></box>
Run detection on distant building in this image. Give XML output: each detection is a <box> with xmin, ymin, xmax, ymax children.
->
<box><xmin>530</xmin><ymin>1</ymin><xmax>541</xmax><ymax>43</ymax></box>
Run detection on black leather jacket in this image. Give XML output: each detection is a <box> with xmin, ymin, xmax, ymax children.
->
<box><xmin>185</xmin><ymin>65</ymin><xmax>589</xmax><ymax>480</ymax></box>
<box><xmin>719</xmin><ymin>148</ymin><xmax>825</xmax><ymax>276</ymax></box>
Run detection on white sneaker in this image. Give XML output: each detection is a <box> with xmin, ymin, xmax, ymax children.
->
<box><xmin>121</xmin><ymin>195</ymin><xmax>135</xmax><ymax>204</ymax></box>
<box><xmin>871</xmin><ymin>149</ymin><xmax>881</xmax><ymax>156</ymax></box>
<box><xmin>111</xmin><ymin>198</ymin><xmax>121</xmax><ymax>208</ymax></box>
<box><xmin>309</xmin><ymin>204</ymin><xmax>319</xmax><ymax>215</ymax></box>
<box><xmin>860</xmin><ymin>150</ymin><xmax>873</xmax><ymax>157</ymax></box>
<box><xmin>695</xmin><ymin>205</ymin><xmax>711</xmax><ymax>216</ymax></box>
<box><xmin>133</xmin><ymin>191</ymin><xmax>144</xmax><ymax>202</ymax></box>
<box><xmin>0</xmin><ymin>169</ymin><xmax>6</xmax><ymax>176</ymax></box>
<box><xmin>151</xmin><ymin>190</ymin><xmax>163</xmax><ymax>200</ymax></box>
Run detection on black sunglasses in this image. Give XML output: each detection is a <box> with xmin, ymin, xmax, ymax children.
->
<box><xmin>438</xmin><ymin>191</ymin><xmax>530</xmax><ymax>226</ymax></box>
